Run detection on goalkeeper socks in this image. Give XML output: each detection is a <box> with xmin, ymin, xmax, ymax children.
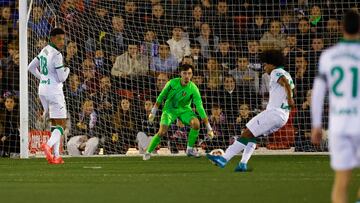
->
<box><xmin>47</xmin><ymin>126</ymin><xmax>63</xmax><ymax>148</ymax></box>
<box><xmin>240</xmin><ymin>142</ymin><xmax>256</xmax><ymax>164</ymax></box>
<box><xmin>187</xmin><ymin>128</ymin><xmax>200</xmax><ymax>148</ymax></box>
<box><xmin>146</xmin><ymin>134</ymin><xmax>161</xmax><ymax>153</ymax></box>
<box><xmin>223</xmin><ymin>140</ymin><xmax>246</xmax><ymax>161</ymax></box>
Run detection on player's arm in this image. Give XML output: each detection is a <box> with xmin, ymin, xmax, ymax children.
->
<box><xmin>54</xmin><ymin>53</ymin><xmax>70</xmax><ymax>82</ymax></box>
<box><xmin>192</xmin><ymin>86</ymin><xmax>214</xmax><ymax>138</ymax></box>
<box><xmin>28</xmin><ymin>57</ymin><xmax>41</xmax><ymax>80</ymax></box>
<box><xmin>310</xmin><ymin>74</ymin><xmax>327</xmax><ymax>145</ymax></box>
<box><xmin>277</xmin><ymin>76</ymin><xmax>295</xmax><ymax>108</ymax></box>
<box><xmin>148</xmin><ymin>81</ymin><xmax>172</xmax><ymax>122</ymax></box>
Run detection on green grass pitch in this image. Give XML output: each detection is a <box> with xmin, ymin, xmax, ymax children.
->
<box><xmin>0</xmin><ymin>155</ymin><xmax>359</xmax><ymax>203</ymax></box>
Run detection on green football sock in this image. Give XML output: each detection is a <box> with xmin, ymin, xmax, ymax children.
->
<box><xmin>237</xmin><ymin>137</ymin><xmax>250</xmax><ymax>145</ymax></box>
<box><xmin>146</xmin><ymin>134</ymin><xmax>161</xmax><ymax>153</ymax></box>
<box><xmin>249</xmin><ymin>137</ymin><xmax>257</xmax><ymax>144</ymax></box>
<box><xmin>187</xmin><ymin>128</ymin><xmax>200</xmax><ymax>147</ymax></box>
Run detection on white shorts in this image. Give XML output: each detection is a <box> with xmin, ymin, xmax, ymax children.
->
<box><xmin>329</xmin><ymin>134</ymin><xmax>360</xmax><ymax>170</ymax></box>
<box><xmin>246</xmin><ymin>109</ymin><xmax>288</xmax><ymax>137</ymax></box>
<box><xmin>39</xmin><ymin>94</ymin><xmax>67</xmax><ymax>119</ymax></box>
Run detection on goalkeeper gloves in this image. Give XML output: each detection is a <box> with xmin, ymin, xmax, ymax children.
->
<box><xmin>148</xmin><ymin>107</ymin><xmax>158</xmax><ymax>123</ymax></box>
<box><xmin>206</xmin><ymin>123</ymin><xmax>214</xmax><ymax>139</ymax></box>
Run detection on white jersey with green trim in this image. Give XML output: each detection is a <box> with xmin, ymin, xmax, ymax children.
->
<box><xmin>266</xmin><ymin>67</ymin><xmax>294</xmax><ymax>115</ymax></box>
<box><xmin>317</xmin><ymin>40</ymin><xmax>360</xmax><ymax>136</ymax></box>
<box><xmin>37</xmin><ymin>44</ymin><xmax>69</xmax><ymax>96</ymax></box>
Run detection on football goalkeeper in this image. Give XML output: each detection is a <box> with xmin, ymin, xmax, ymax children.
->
<box><xmin>143</xmin><ymin>64</ymin><xmax>214</xmax><ymax>160</ymax></box>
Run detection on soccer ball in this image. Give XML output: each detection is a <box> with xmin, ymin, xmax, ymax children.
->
<box><xmin>209</xmin><ymin>149</ymin><xmax>225</xmax><ymax>156</ymax></box>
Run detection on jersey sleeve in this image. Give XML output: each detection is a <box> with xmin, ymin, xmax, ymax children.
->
<box><xmin>271</xmin><ymin>69</ymin><xmax>284</xmax><ymax>82</ymax></box>
<box><xmin>311</xmin><ymin>52</ymin><xmax>328</xmax><ymax>128</ymax></box>
<box><xmin>54</xmin><ymin>53</ymin><xmax>70</xmax><ymax>82</ymax></box>
<box><xmin>28</xmin><ymin>57</ymin><xmax>41</xmax><ymax>80</ymax></box>
<box><xmin>156</xmin><ymin>80</ymin><xmax>173</xmax><ymax>105</ymax></box>
<box><xmin>192</xmin><ymin>84</ymin><xmax>207</xmax><ymax>119</ymax></box>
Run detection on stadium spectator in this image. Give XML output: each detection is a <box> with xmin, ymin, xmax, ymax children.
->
<box><xmin>123</xmin><ymin>1</ymin><xmax>143</xmax><ymax>41</ymax></box>
<box><xmin>296</xmin><ymin>18</ymin><xmax>311</xmax><ymax>50</ymax></box>
<box><xmin>260</xmin><ymin>20</ymin><xmax>287</xmax><ymax>50</ymax></box>
<box><xmin>147</xmin><ymin>3</ymin><xmax>167</xmax><ymax>38</ymax></box>
<box><xmin>136</xmin><ymin>99</ymin><xmax>157</xmax><ymax>154</ymax></box>
<box><xmin>246</xmin><ymin>11</ymin><xmax>268</xmax><ymax>41</ymax></box>
<box><xmin>192</xmin><ymin>70</ymin><xmax>206</xmax><ymax>92</ymax></box>
<box><xmin>308</xmin><ymin>5</ymin><xmax>325</xmax><ymax>33</ymax></box>
<box><xmin>325</xmin><ymin>18</ymin><xmax>341</xmax><ymax>45</ymax></box>
<box><xmin>229</xmin><ymin>55</ymin><xmax>259</xmax><ymax>102</ymax></box>
<box><xmin>65</xmin><ymin>74</ymin><xmax>85</xmax><ymax>128</ymax></box>
<box><xmin>0</xmin><ymin>94</ymin><xmax>19</xmax><ymax>157</ymax></box>
<box><xmin>187</xmin><ymin>4</ymin><xmax>206</xmax><ymax>40</ymax></box>
<box><xmin>201</xmin><ymin>104</ymin><xmax>229</xmax><ymax>152</ymax></box>
<box><xmin>111</xmin><ymin>98</ymin><xmax>136</xmax><ymax>154</ymax></box>
<box><xmin>101</xmin><ymin>15</ymin><xmax>128</xmax><ymax>58</ymax></box>
<box><xmin>235</xmin><ymin>103</ymin><xmax>253</xmax><ymax>133</ymax></box>
<box><xmin>28</xmin><ymin>5</ymin><xmax>51</xmax><ymax>39</ymax></box>
<box><xmin>112</xmin><ymin>42</ymin><xmax>149</xmax><ymax>79</ymax></box>
<box><xmin>94</xmin><ymin>49</ymin><xmax>112</xmax><ymax>76</ymax></box>
<box><xmin>189</xmin><ymin>41</ymin><xmax>206</xmax><ymax>72</ymax></box>
<box><xmin>280</xmin><ymin>10</ymin><xmax>296</xmax><ymax>34</ymax></box>
<box><xmin>80</xmin><ymin>58</ymin><xmax>98</xmax><ymax>97</ymax></box>
<box><xmin>167</xmin><ymin>25</ymin><xmax>191</xmax><ymax>63</ymax></box>
<box><xmin>294</xmin><ymin>54</ymin><xmax>311</xmax><ymax>107</ymax></box>
<box><xmin>219</xmin><ymin>75</ymin><xmax>241</xmax><ymax>126</ymax></box>
<box><xmin>2</xmin><ymin>50</ymin><xmax>19</xmax><ymax>94</ymax></box>
<box><xmin>195</xmin><ymin>23</ymin><xmax>219</xmax><ymax>59</ymax></box>
<box><xmin>215</xmin><ymin>39</ymin><xmax>236</xmax><ymax>71</ymax></box>
<box><xmin>140</xmin><ymin>30</ymin><xmax>159</xmax><ymax>60</ymax></box>
<box><xmin>67</xmin><ymin>99</ymin><xmax>99</xmax><ymax>156</ymax></box>
<box><xmin>212</xmin><ymin>0</ymin><xmax>234</xmax><ymax>38</ymax></box>
<box><xmin>64</xmin><ymin>41</ymin><xmax>82</xmax><ymax>76</ymax></box>
<box><xmin>150</xmin><ymin>41</ymin><xmax>178</xmax><ymax>74</ymax></box>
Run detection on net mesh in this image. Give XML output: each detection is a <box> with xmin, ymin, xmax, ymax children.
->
<box><xmin>21</xmin><ymin>0</ymin><xmax>359</xmax><ymax>156</ymax></box>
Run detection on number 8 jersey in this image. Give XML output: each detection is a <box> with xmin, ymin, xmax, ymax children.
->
<box><xmin>35</xmin><ymin>43</ymin><xmax>69</xmax><ymax>96</ymax></box>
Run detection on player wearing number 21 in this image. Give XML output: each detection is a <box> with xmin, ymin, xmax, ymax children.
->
<box><xmin>28</xmin><ymin>28</ymin><xmax>69</xmax><ymax>164</ymax></box>
<box><xmin>143</xmin><ymin>64</ymin><xmax>214</xmax><ymax>160</ymax></box>
<box><xmin>207</xmin><ymin>49</ymin><xmax>295</xmax><ymax>172</ymax></box>
<box><xmin>311</xmin><ymin>10</ymin><xmax>360</xmax><ymax>203</ymax></box>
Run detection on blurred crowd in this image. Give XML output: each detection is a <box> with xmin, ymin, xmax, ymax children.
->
<box><xmin>0</xmin><ymin>0</ymin><xmax>354</xmax><ymax>156</ymax></box>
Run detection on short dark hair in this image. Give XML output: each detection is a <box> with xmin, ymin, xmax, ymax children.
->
<box><xmin>343</xmin><ymin>10</ymin><xmax>360</xmax><ymax>35</ymax></box>
<box><xmin>259</xmin><ymin>49</ymin><xmax>285</xmax><ymax>67</ymax></box>
<box><xmin>179</xmin><ymin>64</ymin><xmax>193</xmax><ymax>72</ymax></box>
<box><xmin>50</xmin><ymin>28</ymin><xmax>65</xmax><ymax>37</ymax></box>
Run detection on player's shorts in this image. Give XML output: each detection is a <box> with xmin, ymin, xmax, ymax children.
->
<box><xmin>39</xmin><ymin>94</ymin><xmax>67</xmax><ymax>119</ymax></box>
<box><xmin>160</xmin><ymin>108</ymin><xmax>197</xmax><ymax>126</ymax></box>
<box><xmin>329</xmin><ymin>134</ymin><xmax>360</xmax><ymax>170</ymax></box>
<box><xmin>246</xmin><ymin>108</ymin><xmax>288</xmax><ymax>137</ymax></box>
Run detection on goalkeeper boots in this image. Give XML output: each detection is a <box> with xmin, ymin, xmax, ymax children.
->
<box><xmin>234</xmin><ymin>162</ymin><xmax>247</xmax><ymax>172</ymax></box>
<box><xmin>51</xmin><ymin>156</ymin><xmax>64</xmax><ymax>164</ymax></box>
<box><xmin>41</xmin><ymin>143</ymin><xmax>53</xmax><ymax>164</ymax></box>
<box><xmin>186</xmin><ymin>148</ymin><xmax>200</xmax><ymax>158</ymax></box>
<box><xmin>143</xmin><ymin>152</ymin><xmax>151</xmax><ymax>161</ymax></box>
<box><xmin>206</xmin><ymin>154</ymin><xmax>227</xmax><ymax>168</ymax></box>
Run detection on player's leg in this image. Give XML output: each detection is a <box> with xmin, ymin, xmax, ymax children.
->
<box><xmin>235</xmin><ymin>109</ymin><xmax>285</xmax><ymax>172</ymax></box>
<box><xmin>144</xmin><ymin>111</ymin><xmax>175</xmax><ymax>160</ymax></box>
<box><xmin>186</xmin><ymin>117</ymin><xmax>201</xmax><ymax>157</ymax></box>
<box><xmin>84</xmin><ymin>137</ymin><xmax>99</xmax><ymax>155</ymax></box>
<box><xmin>47</xmin><ymin>94</ymin><xmax>67</xmax><ymax>163</ymax></box>
<box><xmin>332</xmin><ymin>170</ymin><xmax>352</xmax><ymax>203</ymax></box>
<box><xmin>39</xmin><ymin>95</ymin><xmax>54</xmax><ymax>162</ymax></box>
<box><xmin>356</xmin><ymin>187</ymin><xmax>360</xmax><ymax>203</ymax></box>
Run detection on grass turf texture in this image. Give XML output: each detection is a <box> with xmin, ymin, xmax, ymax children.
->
<box><xmin>0</xmin><ymin>155</ymin><xmax>359</xmax><ymax>203</ymax></box>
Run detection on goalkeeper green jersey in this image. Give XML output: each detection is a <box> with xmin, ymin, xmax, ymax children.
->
<box><xmin>156</xmin><ymin>78</ymin><xmax>207</xmax><ymax>119</ymax></box>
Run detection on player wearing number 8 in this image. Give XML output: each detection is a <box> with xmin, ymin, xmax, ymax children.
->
<box><xmin>311</xmin><ymin>10</ymin><xmax>360</xmax><ymax>203</ymax></box>
<box><xmin>28</xmin><ymin>28</ymin><xmax>69</xmax><ymax>164</ymax></box>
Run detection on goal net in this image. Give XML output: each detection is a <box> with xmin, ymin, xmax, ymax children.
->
<box><xmin>22</xmin><ymin>0</ymin><xmax>356</xmax><ymax>156</ymax></box>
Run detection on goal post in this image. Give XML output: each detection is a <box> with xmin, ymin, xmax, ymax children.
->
<box><xmin>17</xmin><ymin>0</ymin><xmax>347</xmax><ymax>158</ymax></box>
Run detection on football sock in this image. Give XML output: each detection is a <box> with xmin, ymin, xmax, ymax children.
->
<box><xmin>187</xmin><ymin>128</ymin><xmax>200</xmax><ymax>148</ymax></box>
<box><xmin>146</xmin><ymin>134</ymin><xmax>161</xmax><ymax>153</ymax></box>
<box><xmin>240</xmin><ymin>142</ymin><xmax>256</xmax><ymax>164</ymax></box>
<box><xmin>223</xmin><ymin>140</ymin><xmax>246</xmax><ymax>161</ymax></box>
<box><xmin>47</xmin><ymin>126</ymin><xmax>63</xmax><ymax>148</ymax></box>
<box><xmin>53</xmin><ymin>139</ymin><xmax>60</xmax><ymax>158</ymax></box>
